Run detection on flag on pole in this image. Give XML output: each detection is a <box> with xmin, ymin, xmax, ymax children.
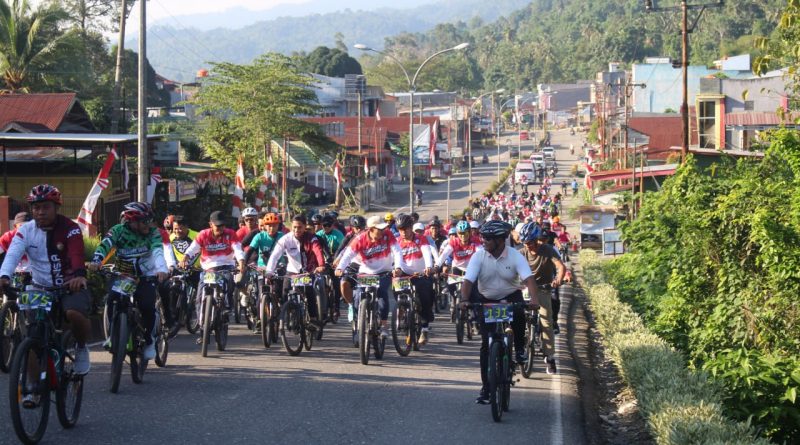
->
<box><xmin>77</xmin><ymin>148</ymin><xmax>118</xmax><ymax>235</ymax></box>
<box><xmin>266</xmin><ymin>156</ymin><xmax>275</xmax><ymax>187</ymax></box>
<box><xmin>363</xmin><ymin>156</ymin><xmax>369</xmax><ymax>177</ymax></box>
<box><xmin>145</xmin><ymin>168</ymin><xmax>162</xmax><ymax>204</ymax></box>
<box><xmin>254</xmin><ymin>166</ymin><xmax>269</xmax><ymax>211</ymax></box>
<box><xmin>232</xmin><ymin>157</ymin><xmax>245</xmax><ymax>218</ymax></box>
<box><xmin>333</xmin><ymin>159</ymin><xmax>342</xmax><ymax>188</ymax></box>
<box><xmin>375</xmin><ymin>109</ymin><xmax>381</xmax><ymax>121</ymax></box>
<box><xmin>429</xmin><ymin>120</ymin><xmax>438</xmax><ymax>166</ymax></box>
<box><xmin>122</xmin><ymin>154</ymin><xmax>129</xmax><ymax>190</ymax></box>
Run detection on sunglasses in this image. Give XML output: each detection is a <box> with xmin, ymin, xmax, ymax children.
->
<box><xmin>322</xmin><ymin>223</ymin><xmax>332</xmax><ymax>228</ymax></box>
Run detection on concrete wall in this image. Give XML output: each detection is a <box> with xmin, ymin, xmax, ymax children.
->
<box><xmin>722</xmin><ymin>76</ymin><xmax>787</xmax><ymax>113</ymax></box>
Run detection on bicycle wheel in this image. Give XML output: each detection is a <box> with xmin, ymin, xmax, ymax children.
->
<box><xmin>303</xmin><ymin>325</ymin><xmax>314</xmax><ymax>351</ymax></box>
<box><xmin>279</xmin><ymin>302</ymin><xmax>304</xmax><ymax>356</ymax></box>
<box><xmin>109</xmin><ymin>311</ymin><xmax>128</xmax><ymax>393</ymax></box>
<box><xmin>201</xmin><ymin>295</ymin><xmax>213</xmax><ymax>357</ymax></box>
<box><xmin>391</xmin><ymin>299</ymin><xmax>412</xmax><ymax>357</ymax></box>
<box><xmin>56</xmin><ymin>331</ymin><xmax>83</xmax><ymax>429</ymax></box>
<box><xmin>215</xmin><ymin>295</ymin><xmax>228</xmax><ymax>352</ymax></box>
<box><xmin>8</xmin><ymin>337</ymin><xmax>50</xmax><ymax>444</ymax></box>
<box><xmin>155</xmin><ymin>304</ymin><xmax>169</xmax><ymax>368</ymax></box>
<box><xmin>130</xmin><ymin>332</ymin><xmax>147</xmax><ymax>384</ymax></box>
<box><xmin>371</xmin><ymin>306</ymin><xmax>385</xmax><ymax>360</ymax></box>
<box><xmin>232</xmin><ymin>289</ymin><xmax>242</xmax><ymax>325</ymax></box>
<box><xmin>411</xmin><ymin>306</ymin><xmax>421</xmax><ymax>352</ymax></box>
<box><xmin>314</xmin><ymin>279</ymin><xmax>327</xmax><ymax>341</ymax></box>
<box><xmin>437</xmin><ymin>290</ymin><xmax>448</xmax><ymax>311</ymax></box>
<box><xmin>245</xmin><ymin>282</ymin><xmax>258</xmax><ymax>331</ymax></box>
<box><xmin>102</xmin><ymin>297</ymin><xmax>111</xmax><ymax>339</ymax></box>
<box><xmin>259</xmin><ymin>292</ymin><xmax>271</xmax><ymax>349</ymax></box>
<box><xmin>358</xmin><ymin>299</ymin><xmax>369</xmax><ymax>365</ymax></box>
<box><xmin>488</xmin><ymin>341</ymin><xmax>504</xmax><ymax>422</ymax></box>
<box><xmin>522</xmin><ymin>318</ymin><xmax>536</xmax><ymax>379</ymax></box>
<box><xmin>455</xmin><ymin>303</ymin><xmax>465</xmax><ymax>345</ymax></box>
<box><xmin>0</xmin><ymin>302</ymin><xmax>22</xmax><ymax>373</ymax></box>
<box><xmin>185</xmin><ymin>289</ymin><xmax>200</xmax><ymax>335</ymax></box>
<box><xmin>502</xmin><ymin>346</ymin><xmax>512</xmax><ymax>413</ymax></box>
<box><xmin>449</xmin><ymin>293</ymin><xmax>457</xmax><ymax>324</ymax></box>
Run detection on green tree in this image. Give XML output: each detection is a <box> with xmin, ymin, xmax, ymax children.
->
<box><xmin>298</xmin><ymin>46</ymin><xmax>362</xmax><ymax>77</ymax></box>
<box><xmin>0</xmin><ymin>0</ymin><xmax>68</xmax><ymax>92</ymax></box>
<box><xmin>191</xmin><ymin>53</ymin><xmax>337</xmax><ymax>180</ymax></box>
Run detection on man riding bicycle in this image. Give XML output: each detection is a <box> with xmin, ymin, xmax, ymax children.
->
<box><xmin>315</xmin><ymin>214</ymin><xmax>344</xmax><ymax>321</ymax></box>
<box><xmin>333</xmin><ymin>215</ymin><xmax>366</xmax><ymax>321</ymax></box>
<box><xmin>89</xmin><ymin>202</ymin><xmax>169</xmax><ymax>361</ymax></box>
<box><xmin>459</xmin><ymin>220</ymin><xmax>540</xmax><ymax>404</ymax></box>
<box><xmin>395</xmin><ymin>215</ymin><xmax>435</xmax><ymax>345</ymax></box>
<box><xmin>0</xmin><ymin>185</ymin><xmax>91</xmax><ymax>380</ymax></box>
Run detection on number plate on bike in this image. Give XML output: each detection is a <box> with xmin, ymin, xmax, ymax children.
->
<box><xmin>357</xmin><ymin>276</ymin><xmax>380</xmax><ymax>288</ymax></box>
<box><xmin>111</xmin><ymin>276</ymin><xmax>137</xmax><ymax>295</ymax></box>
<box><xmin>392</xmin><ymin>277</ymin><xmax>411</xmax><ymax>291</ymax></box>
<box><xmin>290</xmin><ymin>275</ymin><xmax>312</xmax><ymax>287</ymax></box>
<box><xmin>18</xmin><ymin>290</ymin><xmax>53</xmax><ymax>311</ymax></box>
<box><xmin>447</xmin><ymin>275</ymin><xmax>463</xmax><ymax>285</ymax></box>
<box><xmin>203</xmin><ymin>272</ymin><xmax>224</xmax><ymax>284</ymax></box>
<box><xmin>483</xmin><ymin>303</ymin><xmax>513</xmax><ymax>323</ymax></box>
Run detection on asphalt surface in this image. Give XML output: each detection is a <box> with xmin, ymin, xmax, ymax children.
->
<box><xmin>0</xmin><ymin>129</ymin><xmax>592</xmax><ymax>445</ymax></box>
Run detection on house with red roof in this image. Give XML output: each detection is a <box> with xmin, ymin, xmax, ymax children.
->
<box><xmin>0</xmin><ymin>93</ymin><xmax>96</xmax><ymax>133</ymax></box>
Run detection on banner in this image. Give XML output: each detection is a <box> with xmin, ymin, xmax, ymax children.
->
<box><xmin>232</xmin><ymin>157</ymin><xmax>245</xmax><ymax>218</ymax></box>
<box><xmin>77</xmin><ymin>148</ymin><xmax>117</xmax><ymax>235</ymax></box>
<box><xmin>412</xmin><ymin>124</ymin><xmax>431</xmax><ymax>165</ymax></box>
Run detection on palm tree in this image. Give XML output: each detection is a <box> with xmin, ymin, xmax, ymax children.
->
<box><xmin>0</xmin><ymin>0</ymin><xmax>67</xmax><ymax>93</ymax></box>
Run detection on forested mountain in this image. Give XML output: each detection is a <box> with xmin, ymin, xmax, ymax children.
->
<box><xmin>362</xmin><ymin>0</ymin><xmax>785</xmax><ymax>93</ymax></box>
<box><xmin>134</xmin><ymin>0</ymin><xmax>531</xmax><ymax>82</ymax></box>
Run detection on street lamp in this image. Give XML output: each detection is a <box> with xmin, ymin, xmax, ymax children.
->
<box><xmin>355</xmin><ymin>42</ymin><xmax>470</xmax><ymax>214</ymax></box>
<box><xmin>467</xmin><ymin>88</ymin><xmax>504</xmax><ymax>200</ymax></box>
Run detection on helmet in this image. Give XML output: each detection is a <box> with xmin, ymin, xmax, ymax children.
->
<box><xmin>384</xmin><ymin>212</ymin><xmax>395</xmax><ymax>222</ymax></box>
<box><xmin>479</xmin><ymin>220</ymin><xmax>512</xmax><ymax>239</ymax></box>
<box><xmin>429</xmin><ymin>218</ymin><xmax>442</xmax><ymax>227</ymax></box>
<box><xmin>519</xmin><ymin>222</ymin><xmax>538</xmax><ymax>243</ymax></box>
<box><xmin>310</xmin><ymin>214</ymin><xmax>323</xmax><ymax>224</ymax></box>
<box><xmin>350</xmin><ymin>215</ymin><xmax>367</xmax><ymax>229</ymax></box>
<box><xmin>261</xmin><ymin>213</ymin><xmax>280</xmax><ymax>225</ymax></box>
<box><xmin>456</xmin><ymin>221</ymin><xmax>470</xmax><ymax>233</ymax></box>
<box><xmin>395</xmin><ymin>214</ymin><xmax>414</xmax><ymax>230</ymax></box>
<box><xmin>448</xmin><ymin>227</ymin><xmax>457</xmax><ymax>236</ymax></box>
<box><xmin>321</xmin><ymin>215</ymin><xmax>336</xmax><ymax>226</ymax></box>
<box><xmin>469</xmin><ymin>221</ymin><xmax>480</xmax><ymax>229</ymax></box>
<box><xmin>163</xmin><ymin>215</ymin><xmax>175</xmax><ymax>229</ymax></box>
<box><xmin>27</xmin><ymin>184</ymin><xmax>62</xmax><ymax>205</ymax></box>
<box><xmin>242</xmin><ymin>207</ymin><xmax>258</xmax><ymax>218</ymax></box>
<box><xmin>327</xmin><ymin>210</ymin><xmax>339</xmax><ymax>219</ymax></box>
<box><xmin>121</xmin><ymin>202</ymin><xmax>154</xmax><ymax>223</ymax></box>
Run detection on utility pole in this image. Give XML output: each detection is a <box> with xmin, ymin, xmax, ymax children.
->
<box><xmin>358</xmin><ymin>90</ymin><xmax>363</xmax><ymax>181</ymax></box>
<box><xmin>110</xmin><ymin>0</ymin><xmax>127</xmax><ymax>134</ymax></box>
<box><xmin>645</xmin><ymin>0</ymin><xmax>724</xmax><ymax>163</ymax></box>
<box><xmin>493</xmin><ymin>92</ymin><xmax>500</xmax><ymax>181</ymax></box>
<box><xmin>136</xmin><ymin>0</ymin><xmax>147</xmax><ymax>202</ymax></box>
<box><xmin>621</xmin><ymin>79</ymin><xmax>647</xmax><ymax>169</ymax></box>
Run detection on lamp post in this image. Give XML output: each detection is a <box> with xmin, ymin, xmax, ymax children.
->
<box><xmin>355</xmin><ymin>42</ymin><xmax>469</xmax><ymax>213</ymax></box>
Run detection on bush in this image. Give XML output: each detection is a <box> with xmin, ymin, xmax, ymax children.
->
<box><xmin>579</xmin><ymin>250</ymin><xmax>772</xmax><ymax>445</ymax></box>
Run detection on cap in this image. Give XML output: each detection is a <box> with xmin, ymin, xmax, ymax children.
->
<box><xmin>469</xmin><ymin>221</ymin><xmax>480</xmax><ymax>229</ymax></box>
<box><xmin>209</xmin><ymin>211</ymin><xmax>227</xmax><ymax>225</ymax></box>
<box><xmin>14</xmin><ymin>212</ymin><xmax>31</xmax><ymax>225</ymax></box>
<box><xmin>367</xmin><ymin>215</ymin><xmax>388</xmax><ymax>230</ymax></box>
<box><xmin>412</xmin><ymin>223</ymin><xmax>425</xmax><ymax>232</ymax></box>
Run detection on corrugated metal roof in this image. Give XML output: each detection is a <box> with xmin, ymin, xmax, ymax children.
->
<box><xmin>725</xmin><ymin>112</ymin><xmax>796</xmax><ymax>127</ymax></box>
<box><xmin>0</xmin><ymin>93</ymin><xmax>76</xmax><ymax>132</ymax></box>
<box><xmin>0</xmin><ymin>133</ymin><xmax>165</xmax><ymax>145</ymax></box>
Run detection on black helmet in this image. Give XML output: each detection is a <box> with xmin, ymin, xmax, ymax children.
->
<box><xmin>321</xmin><ymin>214</ymin><xmax>336</xmax><ymax>226</ymax></box>
<box><xmin>350</xmin><ymin>215</ymin><xmax>366</xmax><ymax>229</ymax></box>
<box><xmin>327</xmin><ymin>210</ymin><xmax>339</xmax><ymax>219</ymax></box>
<box><xmin>310</xmin><ymin>214</ymin><xmax>323</xmax><ymax>224</ymax></box>
<box><xmin>395</xmin><ymin>214</ymin><xmax>414</xmax><ymax>230</ymax></box>
<box><xmin>479</xmin><ymin>220</ymin><xmax>512</xmax><ymax>239</ymax></box>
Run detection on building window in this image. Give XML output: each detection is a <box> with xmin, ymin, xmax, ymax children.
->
<box><xmin>698</xmin><ymin>100</ymin><xmax>717</xmax><ymax>149</ymax></box>
<box><xmin>324</xmin><ymin>122</ymin><xmax>344</xmax><ymax>137</ymax></box>
<box><xmin>744</xmin><ymin>100</ymin><xmax>754</xmax><ymax>111</ymax></box>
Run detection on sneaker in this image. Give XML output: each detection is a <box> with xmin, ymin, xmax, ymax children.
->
<box><xmin>419</xmin><ymin>329</ymin><xmax>429</xmax><ymax>345</ymax></box>
<box><xmin>515</xmin><ymin>350</ymin><xmax>528</xmax><ymax>364</ymax></box>
<box><xmin>22</xmin><ymin>393</ymin><xmax>41</xmax><ymax>409</ymax></box>
<box><xmin>380</xmin><ymin>326</ymin><xmax>389</xmax><ymax>338</ymax></box>
<box><xmin>144</xmin><ymin>343</ymin><xmax>156</xmax><ymax>361</ymax></box>
<box><xmin>475</xmin><ymin>388</ymin><xmax>490</xmax><ymax>405</ymax></box>
<box><xmin>102</xmin><ymin>337</ymin><xmax>112</xmax><ymax>351</ymax></box>
<box><xmin>553</xmin><ymin>322</ymin><xmax>560</xmax><ymax>335</ymax></box>
<box><xmin>347</xmin><ymin>304</ymin><xmax>354</xmax><ymax>322</ymax></box>
<box><xmin>545</xmin><ymin>357</ymin><xmax>557</xmax><ymax>375</ymax></box>
<box><xmin>74</xmin><ymin>346</ymin><xmax>91</xmax><ymax>375</ymax></box>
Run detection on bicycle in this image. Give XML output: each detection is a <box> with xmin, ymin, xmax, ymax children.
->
<box><xmin>0</xmin><ymin>273</ymin><xmax>29</xmax><ymax>373</ymax></box>
<box><xmin>198</xmin><ymin>267</ymin><xmax>235</xmax><ymax>357</ymax></box>
<box><xmin>520</xmin><ymin>288</ymin><xmax>543</xmax><ymax>379</ymax></box>
<box><xmin>354</xmin><ymin>274</ymin><xmax>386</xmax><ymax>365</ymax></box>
<box><xmin>258</xmin><ymin>268</ymin><xmax>284</xmax><ymax>349</ymax></box>
<box><xmin>469</xmin><ymin>301</ymin><xmax>527</xmax><ymax>422</ymax></box>
<box><xmin>448</xmin><ymin>274</ymin><xmax>474</xmax><ymax>344</ymax></box>
<box><xmin>101</xmin><ymin>268</ymin><xmax>155</xmax><ymax>393</ymax></box>
<box><xmin>242</xmin><ymin>267</ymin><xmax>262</xmax><ymax>333</ymax></box>
<box><xmin>153</xmin><ymin>288</ymin><xmax>170</xmax><ymax>368</ymax></box>
<box><xmin>7</xmin><ymin>285</ymin><xmax>83</xmax><ymax>444</ymax></box>
<box><xmin>277</xmin><ymin>273</ymin><xmax>316</xmax><ymax>356</ymax></box>
<box><xmin>391</xmin><ymin>276</ymin><xmax>418</xmax><ymax>356</ymax></box>
<box><xmin>167</xmin><ymin>268</ymin><xmax>199</xmax><ymax>335</ymax></box>
<box><xmin>434</xmin><ymin>274</ymin><xmax>448</xmax><ymax>313</ymax></box>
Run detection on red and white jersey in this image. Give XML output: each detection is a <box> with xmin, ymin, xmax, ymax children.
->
<box><xmin>336</xmin><ymin>229</ymin><xmax>402</xmax><ymax>275</ymax></box>
<box><xmin>396</xmin><ymin>234</ymin><xmax>433</xmax><ymax>275</ymax></box>
<box><xmin>183</xmin><ymin>228</ymin><xmax>245</xmax><ymax>270</ymax></box>
<box><xmin>0</xmin><ymin>229</ymin><xmax>30</xmax><ymax>273</ymax></box>
<box><xmin>436</xmin><ymin>236</ymin><xmax>482</xmax><ymax>269</ymax></box>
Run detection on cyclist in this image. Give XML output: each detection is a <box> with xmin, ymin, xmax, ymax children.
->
<box><xmin>519</xmin><ymin>223</ymin><xmax>565</xmax><ymax>374</ymax></box>
<box><xmin>571</xmin><ymin>178</ymin><xmax>579</xmax><ymax>196</ymax></box>
<box><xmin>245</xmin><ymin>213</ymin><xmax>284</xmax><ymax>267</ymax></box>
<box><xmin>414</xmin><ymin>222</ymin><xmax>439</xmax><ymax>265</ymax></box>
<box><xmin>236</xmin><ymin>207</ymin><xmax>260</xmax><ymax>245</ymax></box>
<box><xmin>436</xmin><ymin>221</ymin><xmax>481</xmax><ymax>275</ymax></box>
<box><xmin>264</xmin><ymin>215</ymin><xmax>327</xmax><ymax>329</ymax></box>
<box><xmin>427</xmin><ymin>219</ymin><xmax>447</xmax><ymax>250</ymax></box>
<box><xmin>0</xmin><ymin>212</ymin><xmax>33</xmax><ymax>286</ymax></box>
<box><xmin>334</xmin><ymin>215</ymin><xmax>403</xmax><ymax>338</ymax></box>
<box><xmin>469</xmin><ymin>220</ymin><xmax>481</xmax><ymax>244</ymax></box>
<box><xmin>395</xmin><ymin>215</ymin><xmax>435</xmax><ymax>344</ymax></box>
<box><xmin>180</xmin><ymin>211</ymin><xmax>246</xmax><ymax>336</ymax></box>
<box><xmin>89</xmin><ymin>202</ymin><xmax>169</xmax><ymax>361</ymax></box>
<box><xmin>384</xmin><ymin>213</ymin><xmax>400</xmax><ymax>237</ymax></box>
<box><xmin>459</xmin><ymin>220</ymin><xmax>540</xmax><ymax>403</ymax></box>
<box><xmin>0</xmin><ymin>185</ymin><xmax>91</xmax><ymax>379</ymax></box>
<box><xmin>333</xmin><ymin>215</ymin><xmax>366</xmax><ymax>321</ymax></box>
<box><xmin>316</xmin><ymin>214</ymin><xmax>344</xmax><ymax>321</ymax></box>
<box><xmin>166</xmin><ymin>215</ymin><xmax>200</xmax><ymax>335</ymax></box>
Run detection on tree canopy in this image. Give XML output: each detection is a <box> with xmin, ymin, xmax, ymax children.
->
<box><xmin>294</xmin><ymin>46</ymin><xmax>362</xmax><ymax>77</ymax></box>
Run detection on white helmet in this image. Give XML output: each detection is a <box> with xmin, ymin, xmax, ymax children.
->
<box><xmin>469</xmin><ymin>221</ymin><xmax>480</xmax><ymax>229</ymax></box>
<box><xmin>242</xmin><ymin>207</ymin><xmax>258</xmax><ymax>217</ymax></box>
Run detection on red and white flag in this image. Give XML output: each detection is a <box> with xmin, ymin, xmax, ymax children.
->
<box><xmin>232</xmin><ymin>157</ymin><xmax>245</xmax><ymax>218</ymax></box>
<box><xmin>375</xmin><ymin>109</ymin><xmax>381</xmax><ymax>121</ymax></box>
<box><xmin>254</xmin><ymin>162</ymin><xmax>272</xmax><ymax>211</ymax></box>
<box><xmin>77</xmin><ymin>148</ymin><xmax>118</xmax><ymax>234</ymax></box>
<box><xmin>333</xmin><ymin>159</ymin><xmax>342</xmax><ymax>188</ymax></box>
<box><xmin>429</xmin><ymin>120</ymin><xmax>438</xmax><ymax>166</ymax></box>
<box><xmin>364</xmin><ymin>156</ymin><xmax>369</xmax><ymax>177</ymax></box>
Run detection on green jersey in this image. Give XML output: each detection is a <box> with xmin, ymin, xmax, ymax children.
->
<box><xmin>92</xmin><ymin>223</ymin><xmax>168</xmax><ymax>277</ymax></box>
<box><xmin>316</xmin><ymin>228</ymin><xmax>344</xmax><ymax>259</ymax></box>
<box><xmin>249</xmin><ymin>231</ymin><xmax>284</xmax><ymax>267</ymax></box>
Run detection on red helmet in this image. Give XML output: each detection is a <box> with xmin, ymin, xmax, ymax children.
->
<box><xmin>120</xmin><ymin>202</ymin><xmax>154</xmax><ymax>223</ymax></box>
<box><xmin>27</xmin><ymin>184</ymin><xmax>62</xmax><ymax>205</ymax></box>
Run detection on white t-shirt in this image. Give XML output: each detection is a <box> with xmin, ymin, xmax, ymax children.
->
<box><xmin>464</xmin><ymin>246</ymin><xmax>533</xmax><ymax>300</ymax></box>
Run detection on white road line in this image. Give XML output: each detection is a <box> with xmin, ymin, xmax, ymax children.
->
<box><xmin>550</xmin><ymin>291</ymin><xmax>566</xmax><ymax>445</ymax></box>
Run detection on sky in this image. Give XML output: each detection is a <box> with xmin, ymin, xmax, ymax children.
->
<box><xmin>130</xmin><ymin>0</ymin><xmax>311</xmax><ymax>23</ymax></box>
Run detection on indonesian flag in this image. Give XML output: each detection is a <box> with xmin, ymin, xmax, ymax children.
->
<box><xmin>145</xmin><ymin>167</ymin><xmax>162</xmax><ymax>204</ymax></box>
<box><xmin>376</xmin><ymin>109</ymin><xmax>381</xmax><ymax>121</ymax></box>
<box><xmin>254</xmin><ymin>166</ymin><xmax>270</xmax><ymax>211</ymax></box>
<box><xmin>429</xmin><ymin>120</ymin><xmax>438</xmax><ymax>166</ymax></box>
<box><xmin>364</xmin><ymin>156</ymin><xmax>369</xmax><ymax>176</ymax></box>
<box><xmin>77</xmin><ymin>148</ymin><xmax>118</xmax><ymax>234</ymax></box>
<box><xmin>232</xmin><ymin>157</ymin><xmax>245</xmax><ymax>218</ymax></box>
<box><xmin>333</xmin><ymin>159</ymin><xmax>343</xmax><ymax>188</ymax></box>
<box><xmin>266</xmin><ymin>156</ymin><xmax>275</xmax><ymax>186</ymax></box>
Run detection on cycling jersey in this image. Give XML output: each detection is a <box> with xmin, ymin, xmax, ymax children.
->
<box><xmin>159</xmin><ymin>227</ymin><xmax>177</xmax><ymax>269</ymax></box>
<box><xmin>336</xmin><ymin>230</ymin><xmax>402</xmax><ymax>275</ymax></box>
<box><xmin>170</xmin><ymin>231</ymin><xmax>199</xmax><ymax>269</ymax></box>
<box><xmin>396</xmin><ymin>233</ymin><xmax>433</xmax><ymax>275</ymax></box>
<box><xmin>264</xmin><ymin>232</ymin><xmax>325</xmax><ymax>275</ymax></box>
<box><xmin>0</xmin><ymin>228</ymin><xmax>30</xmax><ymax>273</ymax></box>
<box><xmin>183</xmin><ymin>228</ymin><xmax>245</xmax><ymax>270</ymax></box>
<box><xmin>248</xmin><ymin>231</ymin><xmax>283</xmax><ymax>267</ymax></box>
<box><xmin>316</xmin><ymin>228</ymin><xmax>344</xmax><ymax>261</ymax></box>
<box><xmin>92</xmin><ymin>223</ymin><xmax>168</xmax><ymax>277</ymax></box>
<box><xmin>436</xmin><ymin>236</ymin><xmax>482</xmax><ymax>269</ymax></box>
<box><xmin>0</xmin><ymin>217</ymin><xmax>85</xmax><ymax>287</ymax></box>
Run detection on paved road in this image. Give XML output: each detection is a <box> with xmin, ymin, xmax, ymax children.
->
<box><xmin>0</xmin><ymin>129</ymin><xmax>592</xmax><ymax>445</ymax></box>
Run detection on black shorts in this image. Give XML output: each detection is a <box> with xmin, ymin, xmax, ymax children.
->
<box><xmin>341</xmin><ymin>263</ymin><xmax>360</xmax><ymax>286</ymax></box>
<box><xmin>61</xmin><ymin>288</ymin><xmax>91</xmax><ymax>317</ymax></box>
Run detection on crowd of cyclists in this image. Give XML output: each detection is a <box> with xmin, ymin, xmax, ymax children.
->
<box><xmin>0</xmin><ymin>178</ymin><xmax>574</xmax><ymax>437</ymax></box>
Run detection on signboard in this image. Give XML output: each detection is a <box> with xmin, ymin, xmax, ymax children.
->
<box><xmin>450</xmin><ymin>146</ymin><xmax>463</xmax><ymax>158</ymax></box>
<box><xmin>603</xmin><ymin>229</ymin><xmax>624</xmax><ymax>255</ymax></box>
<box><xmin>412</xmin><ymin>124</ymin><xmax>431</xmax><ymax>165</ymax></box>
<box><xmin>153</xmin><ymin>141</ymin><xmax>180</xmax><ymax>162</ymax></box>
<box><xmin>167</xmin><ymin>179</ymin><xmax>198</xmax><ymax>202</ymax></box>
<box><xmin>412</xmin><ymin>145</ymin><xmax>430</xmax><ymax>165</ymax></box>
<box><xmin>442</xmin><ymin>163</ymin><xmax>452</xmax><ymax>177</ymax></box>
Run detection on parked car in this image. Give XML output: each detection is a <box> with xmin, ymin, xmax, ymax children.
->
<box><xmin>519</xmin><ymin>130</ymin><xmax>529</xmax><ymax>140</ymax></box>
<box><xmin>530</xmin><ymin>153</ymin><xmax>545</xmax><ymax>170</ymax></box>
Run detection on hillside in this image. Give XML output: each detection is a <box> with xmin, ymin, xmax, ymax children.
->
<box><xmin>134</xmin><ymin>0</ymin><xmax>531</xmax><ymax>81</ymax></box>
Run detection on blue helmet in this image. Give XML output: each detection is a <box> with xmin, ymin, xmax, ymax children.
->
<box><xmin>519</xmin><ymin>222</ymin><xmax>538</xmax><ymax>243</ymax></box>
<box><xmin>456</xmin><ymin>221</ymin><xmax>470</xmax><ymax>233</ymax></box>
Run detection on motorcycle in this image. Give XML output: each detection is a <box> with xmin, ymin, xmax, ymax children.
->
<box><xmin>482</xmin><ymin>153</ymin><xmax>489</xmax><ymax>164</ymax></box>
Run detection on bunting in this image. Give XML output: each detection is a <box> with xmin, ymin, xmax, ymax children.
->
<box><xmin>77</xmin><ymin>148</ymin><xmax>117</xmax><ymax>235</ymax></box>
<box><xmin>232</xmin><ymin>157</ymin><xmax>245</xmax><ymax>218</ymax></box>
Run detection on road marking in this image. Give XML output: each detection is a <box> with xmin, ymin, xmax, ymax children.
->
<box><xmin>550</xmin><ymin>291</ymin><xmax>566</xmax><ymax>445</ymax></box>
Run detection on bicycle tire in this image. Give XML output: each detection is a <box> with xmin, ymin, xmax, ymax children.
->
<box><xmin>155</xmin><ymin>303</ymin><xmax>169</xmax><ymax>368</ymax></box>
<box><xmin>259</xmin><ymin>291</ymin><xmax>271</xmax><ymax>349</ymax></box>
<box><xmin>280</xmin><ymin>302</ymin><xmax>304</xmax><ymax>356</ymax></box>
<box><xmin>232</xmin><ymin>288</ymin><xmax>242</xmax><ymax>324</ymax></box>
<box><xmin>358</xmin><ymin>298</ymin><xmax>369</xmax><ymax>365</ymax></box>
<box><xmin>215</xmin><ymin>290</ymin><xmax>228</xmax><ymax>351</ymax></box>
<box><xmin>130</xmin><ymin>326</ymin><xmax>146</xmax><ymax>384</ymax></box>
<box><xmin>371</xmin><ymin>305</ymin><xmax>385</xmax><ymax>360</ymax></box>
<box><xmin>304</xmin><ymin>326</ymin><xmax>314</xmax><ymax>351</ymax></box>
<box><xmin>185</xmin><ymin>285</ymin><xmax>200</xmax><ymax>335</ymax></box>
<box><xmin>8</xmin><ymin>337</ymin><xmax>50</xmax><ymax>444</ymax></box>
<box><xmin>56</xmin><ymin>331</ymin><xmax>83</xmax><ymax>429</ymax></box>
<box><xmin>522</xmin><ymin>318</ymin><xmax>536</xmax><ymax>379</ymax></box>
<box><xmin>455</xmin><ymin>303</ymin><xmax>465</xmax><ymax>345</ymax></box>
<box><xmin>391</xmin><ymin>299</ymin><xmax>412</xmax><ymax>357</ymax></box>
<box><xmin>488</xmin><ymin>341</ymin><xmax>504</xmax><ymax>422</ymax></box>
<box><xmin>410</xmin><ymin>306</ymin><xmax>420</xmax><ymax>352</ymax></box>
<box><xmin>201</xmin><ymin>294</ymin><xmax>213</xmax><ymax>357</ymax></box>
<box><xmin>102</xmin><ymin>297</ymin><xmax>111</xmax><ymax>339</ymax></box>
<box><xmin>0</xmin><ymin>302</ymin><xmax>21</xmax><ymax>373</ymax></box>
<box><xmin>502</xmin><ymin>335</ymin><xmax>512</xmax><ymax>412</ymax></box>
<box><xmin>109</xmin><ymin>311</ymin><xmax>127</xmax><ymax>394</ymax></box>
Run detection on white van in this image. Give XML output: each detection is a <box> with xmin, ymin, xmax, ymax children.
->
<box><xmin>530</xmin><ymin>153</ymin><xmax>545</xmax><ymax>170</ymax></box>
<box><xmin>542</xmin><ymin>146</ymin><xmax>555</xmax><ymax>160</ymax></box>
<box><xmin>515</xmin><ymin>162</ymin><xmax>534</xmax><ymax>185</ymax></box>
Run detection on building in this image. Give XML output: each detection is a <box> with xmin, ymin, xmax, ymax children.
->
<box><xmin>0</xmin><ymin>93</ymin><xmax>96</xmax><ymax>133</ymax></box>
